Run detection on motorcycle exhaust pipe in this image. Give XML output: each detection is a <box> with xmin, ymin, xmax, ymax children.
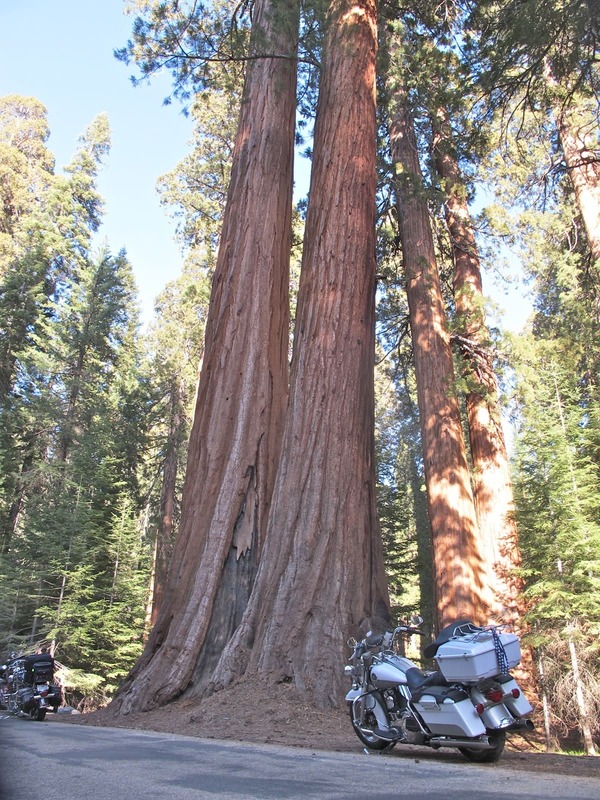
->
<box><xmin>429</xmin><ymin>735</ymin><xmax>496</xmax><ymax>751</ymax></box>
<box><xmin>505</xmin><ymin>719</ymin><xmax>535</xmax><ymax>732</ymax></box>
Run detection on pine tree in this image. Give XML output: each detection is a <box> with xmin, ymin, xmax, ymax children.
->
<box><xmin>40</xmin><ymin>493</ymin><xmax>151</xmax><ymax>696</ymax></box>
<box><xmin>511</xmin><ymin>337</ymin><xmax>600</xmax><ymax>752</ymax></box>
<box><xmin>0</xmin><ymin>105</ymin><xmax>111</xmax><ymax>551</ymax></box>
<box><xmin>464</xmin><ymin>1</ymin><xmax>600</xmax><ymax>261</ymax></box>
<box><xmin>0</xmin><ymin>102</ymin><xmax>151</xmax><ymax>677</ymax></box>
<box><xmin>0</xmin><ymin>95</ymin><xmax>54</xmax><ymax>274</ymax></box>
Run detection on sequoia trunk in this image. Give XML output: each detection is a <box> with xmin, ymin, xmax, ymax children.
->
<box><xmin>387</xmin><ymin>81</ymin><xmax>490</xmax><ymax>629</ymax></box>
<box><xmin>114</xmin><ymin>0</ymin><xmax>299</xmax><ymax>712</ymax></box>
<box><xmin>212</xmin><ymin>0</ymin><xmax>390</xmax><ymax>707</ymax></box>
<box><xmin>555</xmin><ymin>109</ymin><xmax>600</xmax><ymax>263</ymax></box>
<box><xmin>432</xmin><ymin>111</ymin><xmax>525</xmax><ymax>629</ymax></box>
<box><xmin>544</xmin><ymin>60</ymin><xmax>600</xmax><ymax>262</ymax></box>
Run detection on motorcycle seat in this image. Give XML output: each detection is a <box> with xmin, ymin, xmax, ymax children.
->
<box><xmin>405</xmin><ymin>667</ymin><xmax>449</xmax><ymax>693</ymax></box>
<box><xmin>410</xmin><ymin>682</ymin><xmax>470</xmax><ymax>705</ymax></box>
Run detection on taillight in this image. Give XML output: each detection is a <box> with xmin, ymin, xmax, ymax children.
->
<box><xmin>475</xmin><ymin>703</ymin><xmax>485</xmax><ymax>715</ymax></box>
<box><xmin>40</xmin><ymin>689</ymin><xmax>49</xmax><ymax>697</ymax></box>
<box><xmin>511</xmin><ymin>688</ymin><xmax>520</xmax><ymax>698</ymax></box>
<box><xmin>485</xmin><ymin>688</ymin><xmax>504</xmax><ymax>704</ymax></box>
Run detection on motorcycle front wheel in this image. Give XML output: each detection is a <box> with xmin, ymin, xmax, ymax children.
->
<box><xmin>348</xmin><ymin>699</ymin><xmax>391</xmax><ymax>751</ymax></box>
<box><xmin>459</xmin><ymin>730</ymin><xmax>506</xmax><ymax>763</ymax></box>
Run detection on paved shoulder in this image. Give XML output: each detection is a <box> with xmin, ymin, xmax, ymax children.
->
<box><xmin>1</xmin><ymin>717</ymin><xmax>598</xmax><ymax>800</ymax></box>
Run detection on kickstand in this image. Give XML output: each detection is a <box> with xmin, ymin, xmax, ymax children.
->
<box><xmin>363</xmin><ymin>743</ymin><xmax>396</xmax><ymax>755</ymax></box>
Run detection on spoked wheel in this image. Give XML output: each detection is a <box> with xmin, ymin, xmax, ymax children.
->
<box><xmin>29</xmin><ymin>706</ymin><xmax>47</xmax><ymax>722</ymax></box>
<box><xmin>348</xmin><ymin>696</ymin><xmax>393</xmax><ymax>751</ymax></box>
<box><xmin>459</xmin><ymin>730</ymin><xmax>506</xmax><ymax>763</ymax></box>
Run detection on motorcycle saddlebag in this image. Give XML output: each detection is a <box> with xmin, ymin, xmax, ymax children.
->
<box><xmin>48</xmin><ymin>683</ymin><xmax>63</xmax><ymax>710</ymax></box>
<box><xmin>413</xmin><ymin>686</ymin><xmax>486</xmax><ymax>737</ymax></box>
<box><xmin>17</xmin><ymin>687</ymin><xmax>35</xmax><ymax>712</ymax></box>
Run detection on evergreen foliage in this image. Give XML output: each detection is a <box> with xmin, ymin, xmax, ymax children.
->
<box><xmin>464</xmin><ymin>0</ymin><xmax>600</xmax><ymax>115</ymax></box>
<box><xmin>0</xmin><ymin>97</ymin><xmax>153</xmax><ymax>702</ymax></box>
<box><xmin>475</xmin><ymin>71</ymin><xmax>599</xmax><ymax>750</ymax></box>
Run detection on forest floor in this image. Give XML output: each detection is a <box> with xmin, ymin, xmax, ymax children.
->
<box><xmin>55</xmin><ymin>674</ymin><xmax>600</xmax><ymax>779</ymax></box>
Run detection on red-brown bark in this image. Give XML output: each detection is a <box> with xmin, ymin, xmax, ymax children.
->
<box><xmin>432</xmin><ymin>112</ymin><xmax>525</xmax><ymax>630</ymax></box>
<box><xmin>544</xmin><ymin>62</ymin><xmax>600</xmax><ymax>262</ymax></box>
<box><xmin>555</xmin><ymin>109</ymin><xmax>600</xmax><ymax>263</ymax></box>
<box><xmin>113</xmin><ymin>0</ymin><xmax>299</xmax><ymax>713</ymax></box>
<box><xmin>387</xmin><ymin>83</ymin><xmax>491</xmax><ymax>630</ymax></box>
<box><xmin>211</xmin><ymin>0</ymin><xmax>390</xmax><ymax>708</ymax></box>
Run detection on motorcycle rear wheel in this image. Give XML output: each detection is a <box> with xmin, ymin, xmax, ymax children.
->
<box><xmin>459</xmin><ymin>730</ymin><xmax>506</xmax><ymax>763</ymax></box>
<box><xmin>29</xmin><ymin>706</ymin><xmax>47</xmax><ymax>722</ymax></box>
<box><xmin>348</xmin><ymin>701</ymin><xmax>391</xmax><ymax>751</ymax></box>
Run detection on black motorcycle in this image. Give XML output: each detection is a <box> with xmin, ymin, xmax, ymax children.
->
<box><xmin>0</xmin><ymin>653</ymin><xmax>62</xmax><ymax>721</ymax></box>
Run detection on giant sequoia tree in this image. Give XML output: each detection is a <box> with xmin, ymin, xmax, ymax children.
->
<box><xmin>212</xmin><ymin>0</ymin><xmax>390</xmax><ymax>707</ymax></box>
<box><xmin>382</xmin><ymin>29</ymin><xmax>490</xmax><ymax>628</ymax></box>
<box><xmin>114</xmin><ymin>0</ymin><xmax>300</xmax><ymax>712</ymax></box>
<box><xmin>431</xmin><ymin>108</ymin><xmax>525</xmax><ymax>628</ymax></box>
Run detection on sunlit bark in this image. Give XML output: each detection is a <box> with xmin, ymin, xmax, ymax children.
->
<box><xmin>432</xmin><ymin>110</ymin><xmax>525</xmax><ymax>629</ymax></box>
<box><xmin>386</xmin><ymin>78</ymin><xmax>490</xmax><ymax>629</ymax></box>
<box><xmin>544</xmin><ymin>61</ymin><xmax>600</xmax><ymax>263</ymax></box>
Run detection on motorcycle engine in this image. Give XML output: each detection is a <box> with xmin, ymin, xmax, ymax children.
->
<box><xmin>398</xmin><ymin>711</ymin><xmax>426</xmax><ymax>745</ymax></box>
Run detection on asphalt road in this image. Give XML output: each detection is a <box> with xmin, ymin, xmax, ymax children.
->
<box><xmin>0</xmin><ymin>715</ymin><xmax>598</xmax><ymax>800</ymax></box>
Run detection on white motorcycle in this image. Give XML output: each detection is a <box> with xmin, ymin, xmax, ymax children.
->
<box><xmin>345</xmin><ymin>618</ymin><xmax>534</xmax><ymax>763</ymax></box>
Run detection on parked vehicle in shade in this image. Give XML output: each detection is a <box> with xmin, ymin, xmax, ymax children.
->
<box><xmin>0</xmin><ymin>652</ymin><xmax>62</xmax><ymax>721</ymax></box>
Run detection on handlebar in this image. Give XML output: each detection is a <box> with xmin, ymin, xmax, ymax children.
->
<box><xmin>350</xmin><ymin>624</ymin><xmax>425</xmax><ymax>658</ymax></box>
<box><xmin>393</xmin><ymin>625</ymin><xmax>425</xmax><ymax>637</ymax></box>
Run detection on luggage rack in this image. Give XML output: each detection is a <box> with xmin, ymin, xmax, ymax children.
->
<box><xmin>450</xmin><ymin>622</ymin><xmax>505</xmax><ymax>640</ymax></box>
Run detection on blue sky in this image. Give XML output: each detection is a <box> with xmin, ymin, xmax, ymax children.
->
<box><xmin>1</xmin><ymin>0</ymin><xmax>194</xmax><ymax>323</ymax></box>
<box><xmin>1</xmin><ymin>0</ymin><xmax>529</xmax><ymax>331</ymax></box>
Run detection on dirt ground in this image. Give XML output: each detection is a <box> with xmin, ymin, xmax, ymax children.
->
<box><xmin>55</xmin><ymin>674</ymin><xmax>600</xmax><ymax>779</ymax></box>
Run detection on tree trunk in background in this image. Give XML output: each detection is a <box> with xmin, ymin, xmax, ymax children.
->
<box><xmin>212</xmin><ymin>0</ymin><xmax>390</xmax><ymax>708</ymax></box>
<box><xmin>149</xmin><ymin>377</ymin><xmax>185</xmax><ymax>627</ymax></box>
<box><xmin>555</xmin><ymin>109</ymin><xmax>600</xmax><ymax>263</ymax></box>
<box><xmin>567</xmin><ymin>633</ymin><xmax>598</xmax><ymax>756</ymax></box>
<box><xmin>432</xmin><ymin>110</ymin><xmax>525</xmax><ymax>629</ymax></box>
<box><xmin>113</xmin><ymin>0</ymin><xmax>299</xmax><ymax>713</ymax></box>
<box><xmin>1</xmin><ymin>440</ymin><xmax>34</xmax><ymax>554</ymax></box>
<box><xmin>386</xmin><ymin>79</ymin><xmax>490</xmax><ymax>630</ymax></box>
<box><xmin>407</xmin><ymin>412</ymin><xmax>435</xmax><ymax>633</ymax></box>
<box><xmin>544</xmin><ymin>61</ymin><xmax>600</xmax><ymax>263</ymax></box>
